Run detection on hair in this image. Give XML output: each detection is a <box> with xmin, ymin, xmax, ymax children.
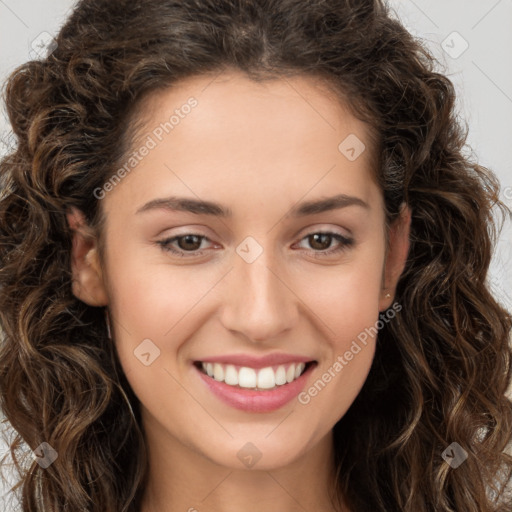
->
<box><xmin>0</xmin><ymin>0</ymin><xmax>511</xmax><ymax>510</ymax></box>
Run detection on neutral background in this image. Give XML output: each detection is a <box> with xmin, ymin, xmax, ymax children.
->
<box><xmin>0</xmin><ymin>0</ymin><xmax>511</xmax><ymax>507</ymax></box>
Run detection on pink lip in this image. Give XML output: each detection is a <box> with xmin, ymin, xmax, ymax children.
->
<box><xmin>195</xmin><ymin>362</ymin><xmax>315</xmax><ymax>413</ymax></box>
<box><xmin>197</xmin><ymin>353</ymin><xmax>313</xmax><ymax>369</ymax></box>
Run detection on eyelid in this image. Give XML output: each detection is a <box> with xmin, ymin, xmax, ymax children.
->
<box><xmin>295</xmin><ymin>222</ymin><xmax>353</xmax><ymax>239</ymax></box>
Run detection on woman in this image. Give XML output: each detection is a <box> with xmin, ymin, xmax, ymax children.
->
<box><xmin>0</xmin><ymin>0</ymin><xmax>511</xmax><ymax>511</ymax></box>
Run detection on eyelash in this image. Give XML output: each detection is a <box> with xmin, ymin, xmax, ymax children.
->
<box><xmin>156</xmin><ymin>231</ymin><xmax>354</xmax><ymax>258</ymax></box>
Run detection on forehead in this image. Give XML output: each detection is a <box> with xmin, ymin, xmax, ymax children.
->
<box><xmin>103</xmin><ymin>70</ymin><xmax>381</xmax><ymax>218</ymax></box>
<box><xmin>131</xmin><ymin>69</ymin><xmax>378</xmax><ymax>162</ymax></box>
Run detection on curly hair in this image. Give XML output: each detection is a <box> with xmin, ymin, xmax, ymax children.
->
<box><xmin>0</xmin><ymin>0</ymin><xmax>511</xmax><ymax>510</ymax></box>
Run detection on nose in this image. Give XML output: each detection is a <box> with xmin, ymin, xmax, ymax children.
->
<box><xmin>218</xmin><ymin>244</ymin><xmax>299</xmax><ymax>344</ymax></box>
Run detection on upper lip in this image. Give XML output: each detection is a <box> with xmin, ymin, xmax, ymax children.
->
<box><xmin>195</xmin><ymin>353</ymin><xmax>315</xmax><ymax>369</ymax></box>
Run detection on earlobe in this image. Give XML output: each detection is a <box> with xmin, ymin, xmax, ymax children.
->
<box><xmin>67</xmin><ymin>207</ymin><xmax>108</xmax><ymax>307</ymax></box>
<box><xmin>379</xmin><ymin>203</ymin><xmax>411</xmax><ymax>311</ymax></box>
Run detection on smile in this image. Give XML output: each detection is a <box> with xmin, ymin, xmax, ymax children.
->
<box><xmin>194</xmin><ymin>355</ymin><xmax>316</xmax><ymax>413</ymax></box>
<box><xmin>198</xmin><ymin>361</ymin><xmax>309</xmax><ymax>390</ymax></box>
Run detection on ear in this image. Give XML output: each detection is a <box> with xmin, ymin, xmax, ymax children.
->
<box><xmin>67</xmin><ymin>207</ymin><xmax>108</xmax><ymax>307</ymax></box>
<box><xmin>379</xmin><ymin>203</ymin><xmax>411</xmax><ymax>311</ymax></box>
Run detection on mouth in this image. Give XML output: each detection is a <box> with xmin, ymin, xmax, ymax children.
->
<box><xmin>194</xmin><ymin>360</ymin><xmax>315</xmax><ymax>391</ymax></box>
<box><xmin>193</xmin><ymin>357</ymin><xmax>317</xmax><ymax>413</ymax></box>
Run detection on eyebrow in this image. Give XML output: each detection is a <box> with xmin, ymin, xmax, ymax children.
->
<box><xmin>135</xmin><ymin>193</ymin><xmax>369</xmax><ymax>217</ymax></box>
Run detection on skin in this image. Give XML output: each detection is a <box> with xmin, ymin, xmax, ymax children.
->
<box><xmin>67</xmin><ymin>70</ymin><xmax>411</xmax><ymax>512</ymax></box>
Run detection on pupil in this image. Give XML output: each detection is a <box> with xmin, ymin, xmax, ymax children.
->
<box><xmin>180</xmin><ymin>235</ymin><xmax>200</xmax><ymax>251</ymax></box>
<box><xmin>310</xmin><ymin>233</ymin><xmax>331</xmax><ymax>250</ymax></box>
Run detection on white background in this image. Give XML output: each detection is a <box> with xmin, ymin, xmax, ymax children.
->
<box><xmin>0</xmin><ymin>0</ymin><xmax>511</xmax><ymax>507</ymax></box>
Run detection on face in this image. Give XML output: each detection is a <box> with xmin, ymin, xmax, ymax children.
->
<box><xmin>68</xmin><ymin>70</ymin><xmax>410</xmax><ymax>471</ymax></box>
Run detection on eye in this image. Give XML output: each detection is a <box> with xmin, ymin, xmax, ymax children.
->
<box><xmin>294</xmin><ymin>231</ymin><xmax>354</xmax><ymax>257</ymax></box>
<box><xmin>157</xmin><ymin>234</ymin><xmax>213</xmax><ymax>257</ymax></box>
<box><xmin>156</xmin><ymin>230</ymin><xmax>354</xmax><ymax>259</ymax></box>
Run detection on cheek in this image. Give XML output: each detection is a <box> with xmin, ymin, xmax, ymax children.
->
<box><xmin>102</xmin><ymin>241</ymin><xmax>235</xmax><ymax>408</ymax></box>
<box><xmin>101</xmin><ymin>242</ymin><xmax>184</xmax><ymax>382</ymax></box>
<box><xmin>292</xmin><ymin>245</ymin><xmax>385</xmax><ymax>416</ymax></box>
<box><xmin>104</xmin><ymin>236</ymin><xmax>209</xmax><ymax>337</ymax></box>
<box><xmin>300</xmin><ymin>241</ymin><xmax>385</xmax><ymax>338</ymax></box>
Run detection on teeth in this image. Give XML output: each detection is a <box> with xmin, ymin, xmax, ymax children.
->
<box><xmin>238</xmin><ymin>367</ymin><xmax>257</xmax><ymax>388</ymax></box>
<box><xmin>257</xmin><ymin>367</ymin><xmax>275</xmax><ymax>389</ymax></box>
<box><xmin>213</xmin><ymin>363</ymin><xmax>224</xmax><ymax>382</ymax></box>
<box><xmin>200</xmin><ymin>361</ymin><xmax>308</xmax><ymax>390</ymax></box>
<box><xmin>275</xmin><ymin>365</ymin><xmax>286</xmax><ymax>385</ymax></box>
<box><xmin>224</xmin><ymin>364</ymin><xmax>238</xmax><ymax>385</ymax></box>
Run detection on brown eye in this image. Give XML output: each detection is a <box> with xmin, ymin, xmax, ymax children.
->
<box><xmin>295</xmin><ymin>231</ymin><xmax>354</xmax><ymax>257</ymax></box>
<box><xmin>308</xmin><ymin>233</ymin><xmax>334</xmax><ymax>251</ymax></box>
<box><xmin>176</xmin><ymin>234</ymin><xmax>203</xmax><ymax>251</ymax></box>
<box><xmin>157</xmin><ymin>234</ymin><xmax>212</xmax><ymax>257</ymax></box>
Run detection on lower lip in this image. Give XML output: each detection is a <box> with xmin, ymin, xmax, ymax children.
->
<box><xmin>196</xmin><ymin>364</ymin><xmax>315</xmax><ymax>413</ymax></box>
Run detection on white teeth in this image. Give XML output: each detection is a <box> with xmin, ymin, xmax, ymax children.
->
<box><xmin>286</xmin><ymin>364</ymin><xmax>296</xmax><ymax>383</ymax></box>
<box><xmin>238</xmin><ymin>367</ymin><xmax>257</xmax><ymax>388</ymax></box>
<box><xmin>224</xmin><ymin>364</ymin><xmax>238</xmax><ymax>386</ymax></box>
<box><xmin>200</xmin><ymin>361</ymin><xmax>309</xmax><ymax>390</ymax></box>
<box><xmin>257</xmin><ymin>367</ymin><xmax>276</xmax><ymax>389</ymax></box>
<box><xmin>275</xmin><ymin>365</ymin><xmax>286</xmax><ymax>385</ymax></box>
<box><xmin>213</xmin><ymin>363</ymin><xmax>224</xmax><ymax>381</ymax></box>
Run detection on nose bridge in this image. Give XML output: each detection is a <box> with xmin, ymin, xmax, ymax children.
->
<box><xmin>219</xmin><ymin>237</ymin><xmax>298</xmax><ymax>342</ymax></box>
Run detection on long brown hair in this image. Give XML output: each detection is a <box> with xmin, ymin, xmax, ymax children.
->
<box><xmin>1</xmin><ymin>0</ymin><xmax>511</xmax><ymax>510</ymax></box>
